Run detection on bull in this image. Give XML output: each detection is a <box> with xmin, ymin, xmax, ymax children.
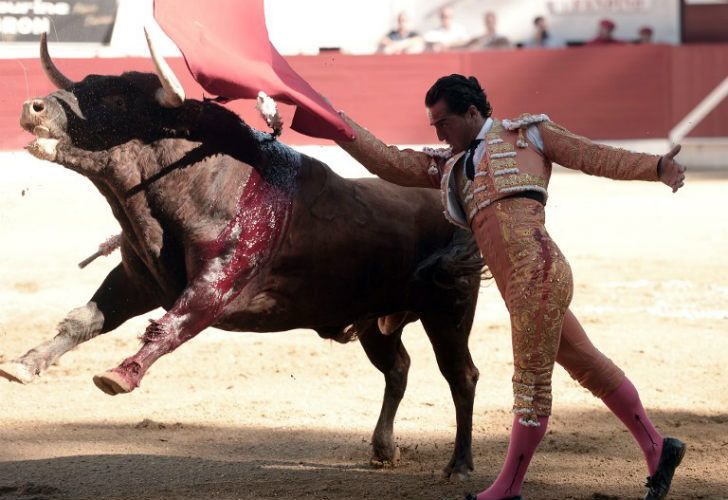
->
<box><xmin>2</xmin><ymin>33</ymin><xmax>483</xmax><ymax>479</ymax></box>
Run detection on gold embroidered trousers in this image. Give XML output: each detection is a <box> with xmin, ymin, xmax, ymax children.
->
<box><xmin>472</xmin><ymin>196</ymin><xmax>573</xmax><ymax>426</ymax></box>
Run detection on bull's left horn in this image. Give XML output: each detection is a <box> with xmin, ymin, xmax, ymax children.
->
<box><xmin>40</xmin><ymin>32</ymin><xmax>74</xmax><ymax>90</ymax></box>
<box><xmin>144</xmin><ymin>27</ymin><xmax>185</xmax><ymax>108</ymax></box>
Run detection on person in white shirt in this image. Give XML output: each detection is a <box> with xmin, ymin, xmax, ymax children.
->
<box><xmin>423</xmin><ymin>6</ymin><xmax>470</xmax><ymax>52</ymax></box>
<box><xmin>464</xmin><ymin>11</ymin><xmax>511</xmax><ymax>50</ymax></box>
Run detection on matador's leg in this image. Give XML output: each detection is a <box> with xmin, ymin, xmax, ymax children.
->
<box><xmin>557</xmin><ymin>309</ymin><xmax>676</xmax><ymax>478</ymax></box>
<box><xmin>469</xmin><ymin>198</ymin><xmax>572</xmax><ymax>500</ymax></box>
<box><xmin>556</xmin><ymin>309</ymin><xmax>624</xmax><ymax>398</ymax></box>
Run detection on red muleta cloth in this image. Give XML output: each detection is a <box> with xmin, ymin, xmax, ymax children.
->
<box><xmin>154</xmin><ymin>0</ymin><xmax>354</xmax><ymax>142</ymax></box>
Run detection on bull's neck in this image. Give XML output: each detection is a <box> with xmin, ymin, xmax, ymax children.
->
<box><xmin>56</xmin><ymin>137</ymin><xmax>205</xmax><ymax>290</ymax></box>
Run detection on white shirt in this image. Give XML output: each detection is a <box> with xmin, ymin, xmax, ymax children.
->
<box><xmin>463</xmin><ymin>117</ymin><xmax>545</xmax><ymax>169</ymax></box>
<box><xmin>423</xmin><ymin>23</ymin><xmax>470</xmax><ymax>47</ymax></box>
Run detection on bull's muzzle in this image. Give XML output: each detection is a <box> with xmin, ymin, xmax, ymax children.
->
<box><xmin>20</xmin><ymin>98</ymin><xmax>52</xmax><ymax>137</ymax></box>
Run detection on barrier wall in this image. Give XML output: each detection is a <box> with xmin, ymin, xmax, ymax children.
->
<box><xmin>1</xmin><ymin>44</ymin><xmax>727</xmax><ymax>149</ymax></box>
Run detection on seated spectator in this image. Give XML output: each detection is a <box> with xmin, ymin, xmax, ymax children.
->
<box><xmin>585</xmin><ymin>18</ymin><xmax>624</xmax><ymax>45</ymax></box>
<box><xmin>463</xmin><ymin>11</ymin><xmax>511</xmax><ymax>50</ymax></box>
<box><xmin>524</xmin><ymin>16</ymin><xmax>563</xmax><ymax>49</ymax></box>
<box><xmin>423</xmin><ymin>6</ymin><xmax>470</xmax><ymax>52</ymax></box>
<box><xmin>377</xmin><ymin>11</ymin><xmax>425</xmax><ymax>54</ymax></box>
<box><xmin>637</xmin><ymin>25</ymin><xmax>654</xmax><ymax>44</ymax></box>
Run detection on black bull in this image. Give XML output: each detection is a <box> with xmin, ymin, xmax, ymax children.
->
<box><xmin>1</xmin><ymin>34</ymin><xmax>484</xmax><ymax>479</ymax></box>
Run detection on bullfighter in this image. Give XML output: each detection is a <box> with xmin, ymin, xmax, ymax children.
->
<box><xmin>334</xmin><ymin>74</ymin><xmax>687</xmax><ymax>500</ymax></box>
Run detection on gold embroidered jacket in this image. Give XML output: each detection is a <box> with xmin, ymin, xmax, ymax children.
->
<box><xmin>337</xmin><ymin>113</ymin><xmax>661</xmax><ymax>228</ymax></box>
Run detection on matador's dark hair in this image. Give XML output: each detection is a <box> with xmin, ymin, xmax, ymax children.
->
<box><xmin>424</xmin><ymin>74</ymin><xmax>492</xmax><ymax>119</ymax></box>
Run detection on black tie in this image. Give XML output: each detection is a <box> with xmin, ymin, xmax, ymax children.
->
<box><xmin>465</xmin><ymin>138</ymin><xmax>483</xmax><ymax>181</ymax></box>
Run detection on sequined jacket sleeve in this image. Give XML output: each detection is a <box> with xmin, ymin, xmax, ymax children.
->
<box><xmin>335</xmin><ymin>113</ymin><xmax>442</xmax><ymax>189</ymax></box>
<box><xmin>538</xmin><ymin>121</ymin><xmax>660</xmax><ymax>181</ymax></box>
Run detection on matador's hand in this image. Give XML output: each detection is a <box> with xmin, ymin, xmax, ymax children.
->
<box><xmin>657</xmin><ymin>145</ymin><xmax>686</xmax><ymax>193</ymax></box>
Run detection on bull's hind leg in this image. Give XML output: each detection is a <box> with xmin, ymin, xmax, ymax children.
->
<box><xmin>420</xmin><ymin>309</ymin><xmax>479</xmax><ymax>481</ymax></box>
<box><xmin>0</xmin><ymin>264</ymin><xmax>158</xmax><ymax>384</ymax></box>
<box><xmin>358</xmin><ymin>319</ymin><xmax>411</xmax><ymax>467</ymax></box>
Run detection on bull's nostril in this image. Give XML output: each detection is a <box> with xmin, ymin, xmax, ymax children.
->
<box><xmin>32</xmin><ymin>100</ymin><xmax>45</xmax><ymax>113</ymax></box>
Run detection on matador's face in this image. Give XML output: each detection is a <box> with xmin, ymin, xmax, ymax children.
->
<box><xmin>427</xmin><ymin>100</ymin><xmax>482</xmax><ymax>154</ymax></box>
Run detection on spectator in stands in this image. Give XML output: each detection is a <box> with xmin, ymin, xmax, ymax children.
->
<box><xmin>585</xmin><ymin>18</ymin><xmax>624</xmax><ymax>45</ymax></box>
<box><xmin>637</xmin><ymin>25</ymin><xmax>654</xmax><ymax>44</ymax></box>
<box><xmin>524</xmin><ymin>16</ymin><xmax>563</xmax><ymax>49</ymax></box>
<box><xmin>463</xmin><ymin>11</ymin><xmax>511</xmax><ymax>50</ymax></box>
<box><xmin>377</xmin><ymin>11</ymin><xmax>425</xmax><ymax>54</ymax></box>
<box><xmin>423</xmin><ymin>6</ymin><xmax>470</xmax><ymax>52</ymax></box>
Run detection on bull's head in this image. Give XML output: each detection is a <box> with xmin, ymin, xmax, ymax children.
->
<box><xmin>20</xmin><ymin>30</ymin><xmax>187</xmax><ymax>151</ymax></box>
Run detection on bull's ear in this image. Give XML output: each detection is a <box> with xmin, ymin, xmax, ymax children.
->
<box><xmin>144</xmin><ymin>27</ymin><xmax>185</xmax><ymax>108</ymax></box>
<box><xmin>40</xmin><ymin>32</ymin><xmax>74</xmax><ymax>90</ymax></box>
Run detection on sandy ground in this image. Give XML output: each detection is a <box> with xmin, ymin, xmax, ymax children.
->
<box><xmin>0</xmin><ymin>149</ymin><xmax>727</xmax><ymax>500</ymax></box>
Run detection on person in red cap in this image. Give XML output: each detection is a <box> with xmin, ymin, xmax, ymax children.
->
<box><xmin>638</xmin><ymin>26</ymin><xmax>655</xmax><ymax>44</ymax></box>
<box><xmin>586</xmin><ymin>18</ymin><xmax>623</xmax><ymax>45</ymax></box>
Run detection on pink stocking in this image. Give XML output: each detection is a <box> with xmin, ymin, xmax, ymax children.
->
<box><xmin>475</xmin><ymin>416</ymin><xmax>549</xmax><ymax>500</ymax></box>
<box><xmin>602</xmin><ymin>377</ymin><xmax>664</xmax><ymax>475</ymax></box>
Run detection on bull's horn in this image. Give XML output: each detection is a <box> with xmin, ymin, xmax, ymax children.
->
<box><xmin>40</xmin><ymin>32</ymin><xmax>74</xmax><ymax>90</ymax></box>
<box><xmin>144</xmin><ymin>27</ymin><xmax>185</xmax><ymax>108</ymax></box>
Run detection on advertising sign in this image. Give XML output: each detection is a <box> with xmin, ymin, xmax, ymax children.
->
<box><xmin>0</xmin><ymin>0</ymin><xmax>118</xmax><ymax>43</ymax></box>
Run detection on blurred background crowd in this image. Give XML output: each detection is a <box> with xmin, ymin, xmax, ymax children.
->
<box><xmin>376</xmin><ymin>7</ymin><xmax>657</xmax><ymax>54</ymax></box>
<box><xmin>0</xmin><ymin>0</ymin><xmax>726</xmax><ymax>57</ymax></box>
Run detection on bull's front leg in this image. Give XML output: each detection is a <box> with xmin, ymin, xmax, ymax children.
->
<box><xmin>93</xmin><ymin>166</ymin><xmax>292</xmax><ymax>395</ymax></box>
<box><xmin>0</xmin><ymin>263</ymin><xmax>158</xmax><ymax>384</ymax></box>
<box><xmin>0</xmin><ymin>303</ymin><xmax>103</xmax><ymax>383</ymax></box>
<box><xmin>94</xmin><ymin>250</ymin><xmax>250</xmax><ymax>396</ymax></box>
<box><xmin>92</xmin><ymin>256</ymin><xmax>232</xmax><ymax>395</ymax></box>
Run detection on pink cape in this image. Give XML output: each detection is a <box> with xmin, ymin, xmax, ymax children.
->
<box><xmin>154</xmin><ymin>0</ymin><xmax>354</xmax><ymax>142</ymax></box>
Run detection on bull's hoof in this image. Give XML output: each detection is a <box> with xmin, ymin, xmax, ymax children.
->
<box><xmin>447</xmin><ymin>468</ymin><xmax>472</xmax><ymax>482</ymax></box>
<box><xmin>0</xmin><ymin>362</ymin><xmax>36</xmax><ymax>384</ymax></box>
<box><xmin>93</xmin><ymin>370</ymin><xmax>135</xmax><ymax>395</ymax></box>
<box><xmin>443</xmin><ymin>463</ymin><xmax>473</xmax><ymax>482</ymax></box>
<box><xmin>369</xmin><ymin>446</ymin><xmax>401</xmax><ymax>468</ymax></box>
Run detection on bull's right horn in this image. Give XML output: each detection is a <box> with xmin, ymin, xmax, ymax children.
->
<box><xmin>40</xmin><ymin>32</ymin><xmax>74</xmax><ymax>90</ymax></box>
<box><xmin>144</xmin><ymin>27</ymin><xmax>185</xmax><ymax>108</ymax></box>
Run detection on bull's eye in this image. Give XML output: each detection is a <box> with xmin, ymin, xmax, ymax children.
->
<box><xmin>101</xmin><ymin>95</ymin><xmax>126</xmax><ymax>111</ymax></box>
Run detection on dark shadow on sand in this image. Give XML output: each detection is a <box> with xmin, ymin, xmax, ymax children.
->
<box><xmin>0</xmin><ymin>408</ymin><xmax>725</xmax><ymax>500</ymax></box>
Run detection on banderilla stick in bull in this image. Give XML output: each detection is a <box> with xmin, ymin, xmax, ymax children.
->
<box><xmin>78</xmin><ymin>233</ymin><xmax>122</xmax><ymax>269</ymax></box>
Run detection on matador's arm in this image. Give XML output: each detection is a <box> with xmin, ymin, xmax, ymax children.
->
<box><xmin>335</xmin><ymin>113</ymin><xmax>443</xmax><ymax>189</ymax></box>
<box><xmin>537</xmin><ymin>121</ymin><xmax>660</xmax><ymax>181</ymax></box>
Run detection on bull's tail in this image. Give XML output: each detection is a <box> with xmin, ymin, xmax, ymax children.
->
<box><xmin>415</xmin><ymin>228</ymin><xmax>487</xmax><ymax>290</ymax></box>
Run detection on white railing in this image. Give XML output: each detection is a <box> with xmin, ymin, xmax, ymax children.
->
<box><xmin>669</xmin><ymin>75</ymin><xmax>728</xmax><ymax>144</ymax></box>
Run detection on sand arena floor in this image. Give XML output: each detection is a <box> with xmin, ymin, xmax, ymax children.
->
<box><xmin>0</xmin><ymin>150</ymin><xmax>726</xmax><ymax>500</ymax></box>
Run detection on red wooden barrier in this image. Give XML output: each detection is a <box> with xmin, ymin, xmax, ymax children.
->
<box><xmin>1</xmin><ymin>44</ymin><xmax>726</xmax><ymax>149</ymax></box>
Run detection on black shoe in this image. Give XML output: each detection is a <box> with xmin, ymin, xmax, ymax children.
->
<box><xmin>644</xmin><ymin>437</ymin><xmax>686</xmax><ymax>500</ymax></box>
<box><xmin>464</xmin><ymin>495</ymin><xmax>521</xmax><ymax>500</ymax></box>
